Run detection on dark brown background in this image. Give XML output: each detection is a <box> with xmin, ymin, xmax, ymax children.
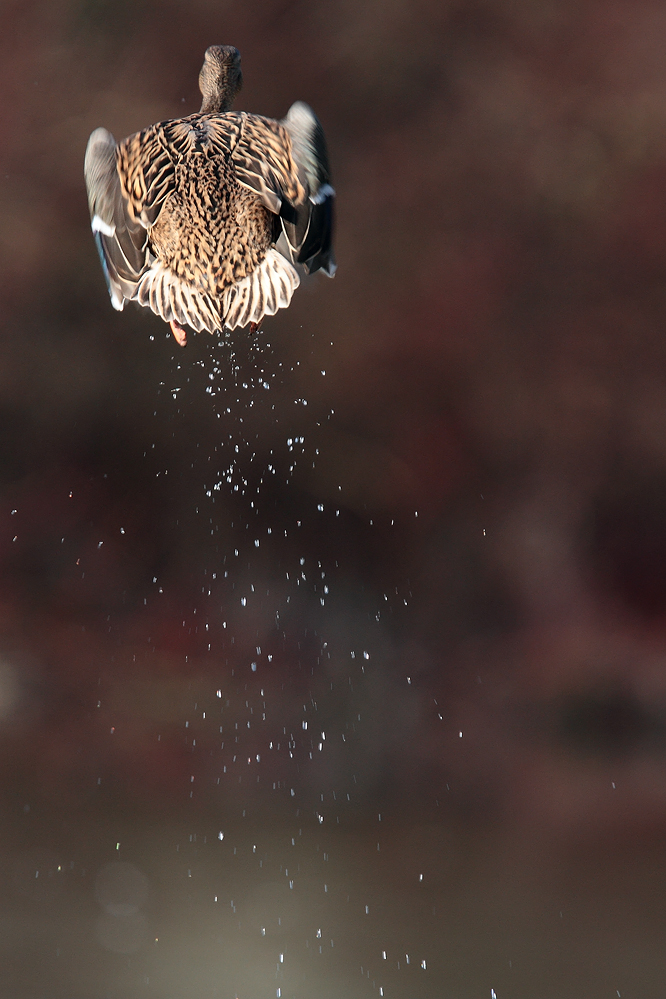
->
<box><xmin>2</xmin><ymin>0</ymin><xmax>666</xmax><ymax>996</ymax></box>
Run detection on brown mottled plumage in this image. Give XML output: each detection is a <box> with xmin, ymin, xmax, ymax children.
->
<box><xmin>84</xmin><ymin>45</ymin><xmax>335</xmax><ymax>346</ymax></box>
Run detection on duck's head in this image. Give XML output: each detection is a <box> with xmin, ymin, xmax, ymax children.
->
<box><xmin>199</xmin><ymin>45</ymin><xmax>242</xmax><ymax>114</ymax></box>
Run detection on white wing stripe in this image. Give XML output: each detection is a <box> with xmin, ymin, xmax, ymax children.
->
<box><xmin>91</xmin><ymin>214</ymin><xmax>116</xmax><ymax>237</ymax></box>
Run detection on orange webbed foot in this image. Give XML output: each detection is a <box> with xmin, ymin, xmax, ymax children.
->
<box><xmin>169</xmin><ymin>320</ymin><xmax>188</xmax><ymax>347</ymax></box>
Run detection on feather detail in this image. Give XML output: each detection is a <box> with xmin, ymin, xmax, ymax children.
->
<box><xmin>116</xmin><ymin>127</ymin><xmax>175</xmax><ymax>227</ymax></box>
<box><xmin>231</xmin><ymin>113</ymin><xmax>306</xmax><ymax>214</ymax></box>
<box><xmin>222</xmin><ymin>249</ymin><xmax>299</xmax><ymax>330</ymax></box>
<box><xmin>135</xmin><ymin>261</ymin><xmax>222</xmax><ymax>332</ymax></box>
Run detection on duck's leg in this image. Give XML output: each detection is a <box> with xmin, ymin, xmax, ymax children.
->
<box><xmin>169</xmin><ymin>320</ymin><xmax>188</xmax><ymax>347</ymax></box>
<box><xmin>249</xmin><ymin>321</ymin><xmax>262</xmax><ymax>334</ymax></box>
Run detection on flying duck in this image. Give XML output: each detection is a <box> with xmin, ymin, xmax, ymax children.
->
<box><xmin>84</xmin><ymin>45</ymin><xmax>335</xmax><ymax>346</ymax></box>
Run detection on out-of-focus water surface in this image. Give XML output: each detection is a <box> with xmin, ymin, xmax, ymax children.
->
<box><xmin>3</xmin><ymin>1</ymin><xmax>666</xmax><ymax>995</ymax></box>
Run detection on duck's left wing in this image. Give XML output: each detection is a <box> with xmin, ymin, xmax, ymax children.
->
<box><xmin>84</xmin><ymin>128</ymin><xmax>151</xmax><ymax>309</ymax></box>
<box><xmin>84</xmin><ymin>125</ymin><xmax>175</xmax><ymax>310</ymax></box>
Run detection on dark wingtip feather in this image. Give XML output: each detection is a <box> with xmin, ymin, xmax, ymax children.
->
<box><xmin>298</xmin><ymin>186</ymin><xmax>336</xmax><ymax>276</ymax></box>
<box><xmin>280</xmin><ymin>103</ymin><xmax>336</xmax><ymax>276</ymax></box>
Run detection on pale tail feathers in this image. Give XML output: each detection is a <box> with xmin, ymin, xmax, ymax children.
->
<box><xmin>135</xmin><ymin>264</ymin><xmax>222</xmax><ymax>333</ymax></box>
<box><xmin>222</xmin><ymin>249</ymin><xmax>300</xmax><ymax>330</ymax></box>
<box><xmin>133</xmin><ymin>249</ymin><xmax>298</xmax><ymax>334</ymax></box>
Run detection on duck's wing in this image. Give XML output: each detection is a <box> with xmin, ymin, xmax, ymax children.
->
<box><xmin>215</xmin><ymin>109</ymin><xmax>335</xmax><ymax>277</ymax></box>
<box><xmin>218</xmin><ymin>112</ymin><xmax>306</xmax><ymax>216</ymax></box>
<box><xmin>84</xmin><ymin>125</ymin><xmax>175</xmax><ymax>310</ymax></box>
<box><xmin>85</xmin><ymin>124</ymin><xmax>224</xmax><ymax>332</ymax></box>
<box><xmin>84</xmin><ymin>128</ymin><xmax>149</xmax><ymax>309</ymax></box>
<box><xmin>280</xmin><ymin>103</ymin><xmax>336</xmax><ymax>277</ymax></box>
<box><xmin>115</xmin><ymin>125</ymin><xmax>175</xmax><ymax>228</ymax></box>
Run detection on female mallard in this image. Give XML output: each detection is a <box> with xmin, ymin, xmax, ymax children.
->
<box><xmin>84</xmin><ymin>45</ymin><xmax>335</xmax><ymax>346</ymax></box>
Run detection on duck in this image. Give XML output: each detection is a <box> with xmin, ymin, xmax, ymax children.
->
<box><xmin>84</xmin><ymin>45</ymin><xmax>335</xmax><ymax>346</ymax></box>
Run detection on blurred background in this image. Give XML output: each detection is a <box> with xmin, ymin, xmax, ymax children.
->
<box><xmin>2</xmin><ymin>0</ymin><xmax>666</xmax><ymax>995</ymax></box>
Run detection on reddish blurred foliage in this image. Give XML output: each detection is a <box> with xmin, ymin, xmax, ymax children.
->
<box><xmin>2</xmin><ymin>0</ymin><xmax>666</xmax><ymax>843</ymax></box>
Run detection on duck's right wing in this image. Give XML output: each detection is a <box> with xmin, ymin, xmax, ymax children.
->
<box><xmin>219</xmin><ymin>108</ymin><xmax>336</xmax><ymax>277</ymax></box>
<box><xmin>279</xmin><ymin>102</ymin><xmax>336</xmax><ymax>277</ymax></box>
